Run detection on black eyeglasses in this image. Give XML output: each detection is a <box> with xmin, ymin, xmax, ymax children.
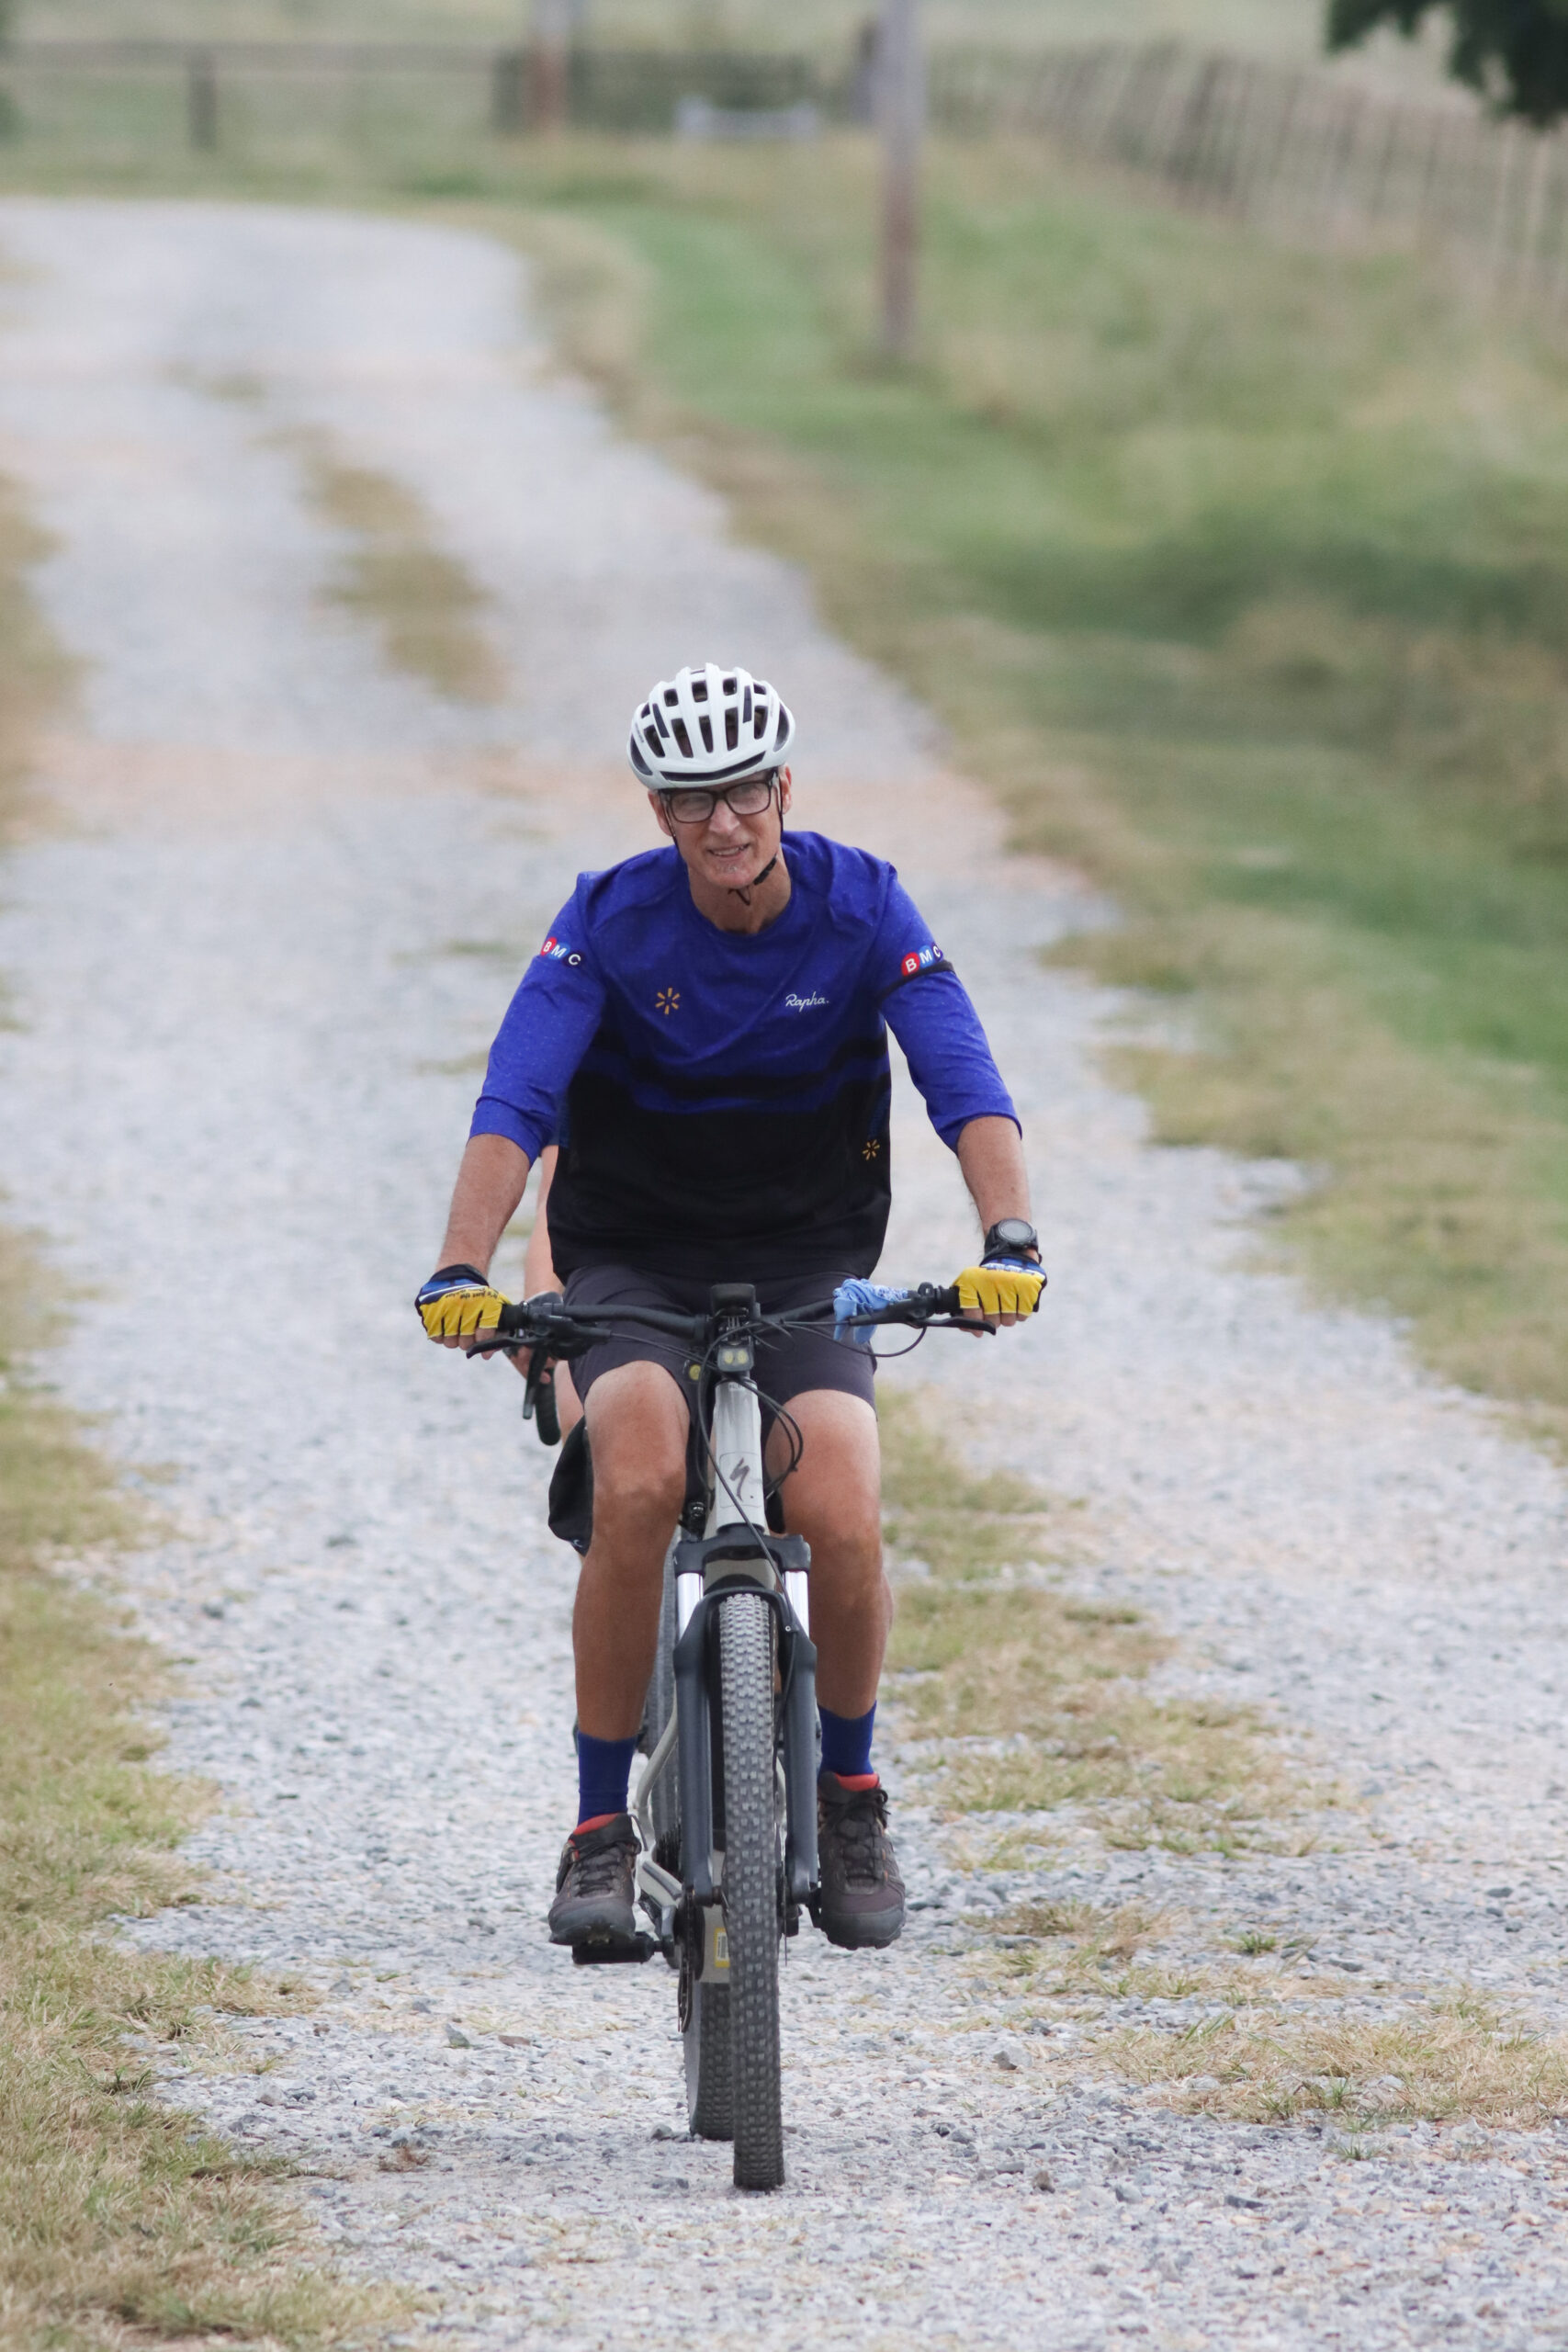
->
<box><xmin>660</xmin><ymin>773</ymin><xmax>778</xmax><ymax>826</ymax></box>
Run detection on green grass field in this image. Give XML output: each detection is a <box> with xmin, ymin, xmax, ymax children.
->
<box><xmin>2</xmin><ymin>75</ymin><xmax>1564</xmax><ymax>1443</ymax></box>
<box><xmin>10</xmin><ymin>0</ymin><xmax>1357</xmax><ymax>63</ymax></box>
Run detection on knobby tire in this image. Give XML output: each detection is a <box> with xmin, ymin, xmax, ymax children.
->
<box><xmin>658</xmin><ymin>1546</ymin><xmax>731</xmax><ymax>2140</ymax></box>
<box><xmin>718</xmin><ymin>1590</ymin><xmax>784</xmax><ymax>2190</ymax></box>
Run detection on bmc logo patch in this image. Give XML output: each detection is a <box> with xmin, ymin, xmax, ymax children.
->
<box><xmin>537</xmin><ymin>934</ymin><xmax>581</xmax><ymax>967</ymax></box>
<box><xmin>899</xmin><ymin>943</ymin><xmax>943</xmax><ymax>978</ymax></box>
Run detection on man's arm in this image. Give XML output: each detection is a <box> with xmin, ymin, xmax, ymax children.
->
<box><xmin>955</xmin><ymin>1114</ymin><xmax>1032</xmax><ymax>1238</ymax></box>
<box><xmin>438</xmin><ymin>1133</ymin><xmax>533</xmax><ymax>1273</ymax></box>
<box><xmin>954</xmin><ymin>1114</ymin><xmax>1039</xmax><ymax>1329</ymax></box>
<box><xmin>418</xmin><ymin>1135</ymin><xmax>534</xmax><ymax>1352</ymax></box>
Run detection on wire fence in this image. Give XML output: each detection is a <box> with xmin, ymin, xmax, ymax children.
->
<box><xmin>0</xmin><ymin>38</ymin><xmax>836</xmax><ymax>150</ymax></box>
<box><xmin>2</xmin><ymin>36</ymin><xmax>1562</xmax><ymax>302</ymax></box>
<box><xmin>931</xmin><ymin>42</ymin><xmax>1568</xmax><ymax>306</ymax></box>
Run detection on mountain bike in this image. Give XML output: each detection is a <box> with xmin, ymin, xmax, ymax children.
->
<box><xmin>489</xmin><ymin>1276</ymin><xmax>981</xmax><ymax>2191</ymax></box>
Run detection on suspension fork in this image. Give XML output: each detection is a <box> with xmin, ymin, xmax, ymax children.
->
<box><xmin>672</xmin><ymin>1368</ymin><xmax>819</xmax><ymax>1931</ymax></box>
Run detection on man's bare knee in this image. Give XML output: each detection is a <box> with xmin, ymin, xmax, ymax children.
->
<box><xmin>584</xmin><ymin>1362</ymin><xmax>688</xmax><ymax>1540</ymax></box>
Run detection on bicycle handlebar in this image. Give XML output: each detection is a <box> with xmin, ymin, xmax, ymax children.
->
<box><xmin>482</xmin><ymin>1280</ymin><xmax>970</xmax><ymax>1361</ymax></box>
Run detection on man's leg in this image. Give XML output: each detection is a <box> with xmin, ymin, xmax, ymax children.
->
<box><xmin>549</xmin><ymin>1358</ymin><xmax>686</xmax><ymax>1947</ymax></box>
<box><xmin>766</xmin><ymin>1389</ymin><xmax>888</xmax><ymax>1716</ymax></box>
<box><xmin>575</xmin><ymin>1359</ymin><xmax>689</xmax><ymax>1739</ymax></box>
<box><xmin>767</xmin><ymin>1388</ymin><xmax>904</xmax><ymax>1949</ymax></box>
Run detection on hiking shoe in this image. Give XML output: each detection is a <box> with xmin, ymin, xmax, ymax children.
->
<box><xmin>547</xmin><ymin>1813</ymin><xmax>638</xmax><ymax>1948</ymax></box>
<box><xmin>816</xmin><ymin>1773</ymin><xmax>906</xmax><ymax>1950</ymax></box>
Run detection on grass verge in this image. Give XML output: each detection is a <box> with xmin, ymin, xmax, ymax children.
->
<box><xmin>879</xmin><ymin>1392</ymin><xmax>1316</xmax><ymax>1850</ymax></box>
<box><xmin>0</xmin><ymin>475</ymin><xmax>73</xmax><ymax>846</ymax></box>
<box><xmin>964</xmin><ymin>1887</ymin><xmax>1568</xmax><ymax>2134</ymax></box>
<box><xmin>284</xmin><ymin>426</ymin><xmax>504</xmax><ymax>704</ymax></box>
<box><xmin>1106</xmin><ymin>1992</ymin><xmax>1568</xmax><ymax>2133</ymax></box>
<box><xmin>0</xmin><ymin>486</ymin><xmax>383</xmax><ymax>2349</ymax></box>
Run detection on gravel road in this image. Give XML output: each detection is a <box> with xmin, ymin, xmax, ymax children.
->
<box><xmin>3</xmin><ymin>198</ymin><xmax>1568</xmax><ymax>2350</ymax></box>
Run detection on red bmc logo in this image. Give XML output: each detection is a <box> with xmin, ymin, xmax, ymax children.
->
<box><xmin>900</xmin><ymin>944</ymin><xmax>942</xmax><ymax>977</ymax></box>
<box><xmin>537</xmin><ymin>935</ymin><xmax>581</xmax><ymax>967</ymax></box>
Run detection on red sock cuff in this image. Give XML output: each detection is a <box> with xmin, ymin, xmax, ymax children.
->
<box><xmin>574</xmin><ymin>1811</ymin><xmax>618</xmax><ymax>1832</ymax></box>
<box><xmin>832</xmin><ymin>1771</ymin><xmax>879</xmax><ymax>1792</ymax></box>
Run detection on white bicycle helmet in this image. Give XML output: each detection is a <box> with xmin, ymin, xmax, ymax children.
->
<box><xmin>628</xmin><ymin>662</ymin><xmax>795</xmax><ymax>787</ymax></box>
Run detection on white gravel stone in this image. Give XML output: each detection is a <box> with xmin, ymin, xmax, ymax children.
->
<box><xmin>2</xmin><ymin>198</ymin><xmax>1568</xmax><ymax>2348</ymax></box>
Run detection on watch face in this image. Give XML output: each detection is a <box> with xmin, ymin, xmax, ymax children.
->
<box><xmin>990</xmin><ymin>1218</ymin><xmax>1037</xmax><ymax>1250</ymax></box>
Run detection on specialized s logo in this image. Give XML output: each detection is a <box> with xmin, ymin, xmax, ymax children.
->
<box><xmin>537</xmin><ymin>934</ymin><xmax>583</xmax><ymax>967</ymax></box>
<box><xmin>899</xmin><ymin>942</ymin><xmax>944</xmax><ymax>978</ymax></box>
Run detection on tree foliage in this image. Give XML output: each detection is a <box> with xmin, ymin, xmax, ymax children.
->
<box><xmin>1327</xmin><ymin>0</ymin><xmax>1568</xmax><ymax>126</ymax></box>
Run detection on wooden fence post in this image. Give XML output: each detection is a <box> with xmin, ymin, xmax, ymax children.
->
<box><xmin>491</xmin><ymin>46</ymin><xmax>526</xmax><ymax>135</ymax></box>
<box><xmin>878</xmin><ymin>0</ymin><xmax>923</xmax><ymax>360</ymax></box>
<box><xmin>530</xmin><ymin>0</ymin><xmax>569</xmax><ymax>133</ymax></box>
<box><xmin>186</xmin><ymin>47</ymin><xmax>217</xmax><ymax>150</ymax></box>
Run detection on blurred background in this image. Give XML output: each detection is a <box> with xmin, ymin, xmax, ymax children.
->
<box><xmin>2</xmin><ymin>0</ymin><xmax>1566</xmax><ymax>1442</ymax></box>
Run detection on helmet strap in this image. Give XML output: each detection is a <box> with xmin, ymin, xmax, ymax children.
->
<box><xmin>726</xmin><ymin>778</ymin><xmax>783</xmax><ymax>905</ymax></box>
<box><xmin>728</xmin><ymin>851</ymin><xmax>779</xmax><ymax>906</ymax></box>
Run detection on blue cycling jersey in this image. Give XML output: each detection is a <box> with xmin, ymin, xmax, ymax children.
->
<box><xmin>471</xmin><ymin>830</ymin><xmax>1017</xmax><ymax>1281</ymax></box>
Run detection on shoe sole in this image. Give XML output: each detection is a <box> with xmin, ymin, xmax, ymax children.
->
<box><xmin>818</xmin><ymin>1909</ymin><xmax>906</xmax><ymax>1951</ymax></box>
<box><xmin>547</xmin><ymin>1910</ymin><xmax>638</xmax><ymax>1949</ymax></box>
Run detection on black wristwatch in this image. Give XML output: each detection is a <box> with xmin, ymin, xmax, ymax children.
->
<box><xmin>983</xmin><ymin>1217</ymin><xmax>1040</xmax><ymax>1262</ymax></box>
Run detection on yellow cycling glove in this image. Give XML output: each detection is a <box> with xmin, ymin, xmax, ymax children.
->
<box><xmin>416</xmin><ymin>1262</ymin><xmax>509</xmax><ymax>1340</ymax></box>
<box><xmin>955</xmin><ymin>1256</ymin><xmax>1047</xmax><ymax>1318</ymax></box>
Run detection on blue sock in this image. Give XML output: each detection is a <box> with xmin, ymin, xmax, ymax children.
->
<box><xmin>575</xmin><ymin>1729</ymin><xmax>639</xmax><ymax>1826</ymax></box>
<box><xmin>819</xmin><ymin>1702</ymin><xmax>876</xmax><ymax>1781</ymax></box>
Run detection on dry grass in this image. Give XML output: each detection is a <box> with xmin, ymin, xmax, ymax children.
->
<box><xmin>0</xmin><ymin>478</ymin><xmax>73</xmax><ymax>842</ymax></box>
<box><xmin>285</xmin><ymin>428</ymin><xmax>505</xmax><ymax>705</ymax></box>
<box><xmin>879</xmin><ymin>1393</ymin><xmax>1316</xmax><ymax>1850</ymax></box>
<box><xmin>978</xmin><ymin>1896</ymin><xmax>1176</xmax><ymax>1990</ymax></box>
<box><xmin>1108</xmin><ymin>1993</ymin><xmax>1568</xmax><ymax>2132</ymax></box>
<box><xmin>0</xmin><ymin>482</ymin><xmax>386</xmax><ymax>2350</ymax></box>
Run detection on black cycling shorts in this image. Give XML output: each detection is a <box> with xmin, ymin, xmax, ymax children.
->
<box><xmin>563</xmin><ymin>1264</ymin><xmax>875</xmax><ymax>1436</ymax></box>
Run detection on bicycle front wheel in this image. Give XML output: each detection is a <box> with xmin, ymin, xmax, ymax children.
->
<box><xmin>718</xmin><ymin>1590</ymin><xmax>784</xmax><ymax>2190</ymax></box>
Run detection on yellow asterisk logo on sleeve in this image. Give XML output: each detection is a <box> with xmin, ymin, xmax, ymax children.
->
<box><xmin>655</xmin><ymin>987</ymin><xmax>681</xmax><ymax>1017</ymax></box>
<box><xmin>862</xmin><ymin>1136</ymin><xmax>882</xmax><ymax>1161</ymax></box>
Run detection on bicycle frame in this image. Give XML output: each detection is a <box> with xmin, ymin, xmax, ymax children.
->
<box><xmin>636</xmin><ymin>1288</ymin><xmax>819</xmax><ymax>1966</ymax></box>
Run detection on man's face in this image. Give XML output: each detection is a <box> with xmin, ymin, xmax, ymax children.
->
<box><xmin>652</xmin><ymin>768</ymin><xmax>793</xmax><ymax>894</ymax></box>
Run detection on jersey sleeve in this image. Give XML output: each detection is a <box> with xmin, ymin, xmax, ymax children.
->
<box><xmin>874</xmin><ymin>876</ymin><xmax>1019</xmax><ymax>1148</ymax></box>
<box><xmin>468</xmin><ymin>898</ymin><xmax>606</xmax><ymax>1162</ymax></box>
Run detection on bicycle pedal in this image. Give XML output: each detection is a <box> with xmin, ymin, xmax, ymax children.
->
<box><xmin>570</xmin><ymin>1932</ymin><xmax>657</xmax><ymax>1966</ymax></box>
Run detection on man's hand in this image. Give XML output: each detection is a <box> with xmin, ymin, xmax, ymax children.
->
<box><xmin>954</xmin><ymin>1254</ymin><xmax>1047</xmax><ymax>1328</ymax></box>
<box><xmin>416</xmin><ymin>1262</ymin><xmax>510</xmax><ymax>1350</ymax></box>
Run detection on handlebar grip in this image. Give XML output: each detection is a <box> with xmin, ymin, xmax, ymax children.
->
<box><xmin>498</xmin><ymin>1288</ymin><xmax>569</xmax><ymax>1340</ymax></box>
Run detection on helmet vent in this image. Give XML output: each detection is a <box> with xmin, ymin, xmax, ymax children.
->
<box><xmin>626</xmin><ymin>665</ymin><xmax>793</xmax><ymax>788</ymax></box>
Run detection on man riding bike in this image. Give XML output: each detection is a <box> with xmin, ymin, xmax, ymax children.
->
<box><xmin>416</xmin><ymin>663</ymin><xmax>1043</xmax><ymax>1954</ymax></box>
